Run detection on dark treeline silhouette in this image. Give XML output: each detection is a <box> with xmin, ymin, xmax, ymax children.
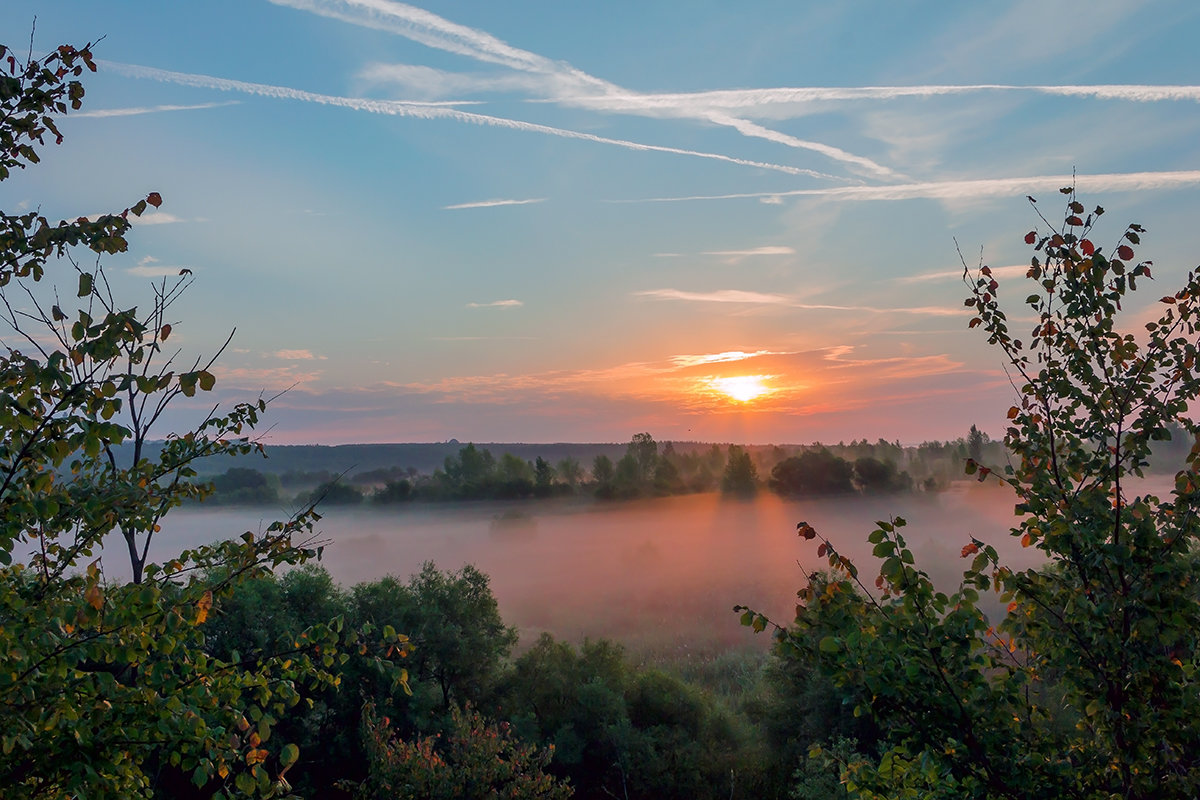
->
<box><xmin>192</xmin><ymin>428</ymin><xmax>1015</xmax><ymax>507</ymax></box>
<box><xmin>204</xmin><ymin>561</ymin><xmax>864</xmax><ymax>800</ymax></box>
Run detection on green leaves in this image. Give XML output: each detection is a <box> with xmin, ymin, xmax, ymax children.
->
<box><xmin>762</xmin><ymin>194</ymin><xmax>1200</xmax><ymax>800</ymax></box>
<box><xmin>178</xmin><ymin>369</ymin><xmax>215</xmax><ymax>397</ymax></box>
<box><xmin>0</xmin><ymin>39</ymin><xmax>354</xmax><ymax>799</ymax></box>
<box><xmin>279</xmin><ymin>743</ymin><xmax>299</xmax><ymax>771</ymax></box>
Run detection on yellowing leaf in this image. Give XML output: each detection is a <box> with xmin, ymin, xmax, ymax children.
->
<box><xmin>84</xmin><ymin>582</ymin><xmax>103</xmax><ymax>611</ymax></box>
<box><xmin>279</xmin><ymin>743</ymin><xmax>300</xmax><ymax>772</ymax></box>
<box><xmin>195</xmin><ymin>590</ymin><xmax>213</xmax><ymax>624</ymax></box>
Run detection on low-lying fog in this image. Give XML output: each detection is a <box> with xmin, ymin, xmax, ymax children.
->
<box><xmin>114</xmin><ymin>484</ymin><xmax>1048</xmax><ymax>654</ymax></box>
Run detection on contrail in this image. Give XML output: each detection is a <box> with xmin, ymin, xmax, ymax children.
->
<box><xmin>624</xmin><ymin>170</ymin><xmax>1200</xmax><ymax>203</ymax></box>
<box><xmin>267</xmin><ymin>0</ymin><xmax>898</xmax><ymax>178</ymax></box>
<box><xmin>103</xmin><ymin>61</ymin><xmax>835</xmax><ymax>178</ymax></box>
<box><xmin>73</xmin><ymin>100</ymin><xmax>241</xmax><ymax>118</ymax></box>
<box><xmin>444</xmin><ymin>198</ymin><xmax>546</xmax><ymax>210</ymax></box>
<box><xmin>558</xmin><ymin>84</ymin><xmax>1200</xmax><ymax>111</ymax></box>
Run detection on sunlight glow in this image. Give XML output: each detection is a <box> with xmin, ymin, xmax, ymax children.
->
<box><xmin>709</xmin><ymin>375</ymin><xmax>773</xmax><ymax>403</ymax></box>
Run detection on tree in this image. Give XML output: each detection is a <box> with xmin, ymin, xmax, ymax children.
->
<box><xmin>653</xmin><ymin>456</ymin><xmax>685</xmax><ymax>495</ymax></box>
<box><xmin>613</xmin><ymin>453</ymin><xmax>643</xmax><ymax>497</ymax></box>
<box><xmin>534</xmin><ymin>456</ymin><xmax>557</xmax><ymax>496</ymax></box>
<box><xmin>768</xmin><ymin>449</ymin><xmax>854</xmax><ymax>496</ymax></box>
<box><xmin>852</xmin><ymin>457</ymin><xmax>909</xmax><ymax>494</ymax></box>
<box><xmin>358</xmin><ymin>703</ymin><xmax>573</xmax><ymax>800</ymax></box>
<box><xmin>439</xmin><ymin>442</ymin><xmax>497</xmax><ymax>497</ymax></box>
<box><xmin>555</xmin><ymin>456</ymin><xmax>582</xmax><ymax>489</ymax></box>
<box><xmin>743</xmin><ymin>193</ymin><xmax>1200</xmax><ymax>798</ymax></box>
<box><xmin>373</xmin><ymin>478</ymin><xmax>414</xmax><ymax>504</ymax></box>
<box><xmin>296</xmin><ymin>479</ymin><xmax>364</xmax><ymax>506</ymax></box>
<box><xmin>592</xmin><ymin>453</ymin><xmax>615</xmax><ymax>499</ymax></box>
<box><xmin>0</xmin><ymin>41</ymin><xmax>404</xmax><ymax>797</ymax></box>
<box><xmin>721</xmin><ymin>445</ymin><xmax>758</xmax><ymax>496</ymax></box>
<box><xmin>206</xmin><ymin>467</ymin><xmax>281</xmax><ymax>505</ymax></box>
<box><xmin>628</xmin><ymin>432</ymin><xmax>659</xmax><ymax>484</ymax></box>
<box><xmin>591</xmin><ymin>454</ymin><xmax>614</xmax><ymax>485</ymax></box>
<box><xmin>966</xmin><ymin>423</ymin><xmax>985</xmax><ymax>464</ymax></box>
<box><xmin>399</xmin><ymin>563</ymin><xmax>518</xmax><ymax>710</ymax></box>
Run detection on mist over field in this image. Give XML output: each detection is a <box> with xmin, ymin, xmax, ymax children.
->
<box><xmin>128</xmin><ymin>484</ymin><xmax>1042</xmax><ymax>654</ymax></box>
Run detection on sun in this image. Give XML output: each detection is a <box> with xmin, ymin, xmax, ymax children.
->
<box><xmin>709</xmin><ymin>375</ymin><xmax>772</xmax><ymax>403</ymax></box>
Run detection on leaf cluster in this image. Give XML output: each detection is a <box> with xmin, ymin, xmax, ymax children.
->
<box><xmin>742</xmin><ymin>192</ymin><xmax>1200</xmax><ymax>799</ymax></box>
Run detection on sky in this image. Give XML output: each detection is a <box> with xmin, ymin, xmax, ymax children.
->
<box><xmin>2</xmin><ymin>0</ymin><xmax>1200</xmax><ymax>445</ymax></box>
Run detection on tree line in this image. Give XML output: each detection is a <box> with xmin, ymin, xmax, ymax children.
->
<box><xmin>197</xmin><ymin>430</ymin><xmax>1009</xmax><ymax>507</ymax></box>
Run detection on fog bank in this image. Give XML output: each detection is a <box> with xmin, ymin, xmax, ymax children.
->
<box><xmin>115</xmin><ymin>484</ymin><xmax>1043</xmax><ymax>654</ymax></box>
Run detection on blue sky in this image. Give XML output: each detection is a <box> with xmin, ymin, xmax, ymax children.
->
<box><xmin>3</xmin><ymin>1</ymin><xmax>1200</xmax><ymax>444</ymax></box>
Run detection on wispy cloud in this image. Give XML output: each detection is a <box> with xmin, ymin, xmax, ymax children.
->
<box><xmin>636</xmin><ymin>288</ymin><xmax>964</xmax><ymax>317</ymax></box>
<box><xmin>628</xmin><ymin>170</ymin><xmax>1200</xmax><ymax>204</ymax></box>
<box><xmin>443</xmin><ymin>197</ymin><xmax>545</xmax><ymax>210</ymax></box>
<box><xmin>274</xmin><ymin>349</ymin><xmax>327</xmax><ymax>360</ymax></box>
<box><xmin>271</xmin><ymin>0</ymin><xmax>892</xmax><ymax>178</ymax></box>
<box><xmin>898</xmin><ymin>264</ymin><xmax>1029</xmax><ymax>284</ymax></box>
<box><xmin>670</xmin><ymin>350</ymin><xmax>786</xmax><ymax>368</ymax></box>
<box><xmin>219</xmin><ymin>365</ymin><xmax>323</xmax><ymax>389</ymax></box>
<box><xmin>73</xmin><ymin>100</ymin><xmax>240</xmax><ymax>118</ymax></box>
<box><xmin>126</xmin><ymin>256</ymin><xmax>192</xmax><ymax>277</ymax></box>
<box><xmin>390</xmin><ymin>344</ymin><xmax>968</xmax><ymax>419</ymax></box>
<box><xmin>131</xmin><ymin>210</ymin><xmax>184</xmax><ymax>225</ymax></box>
<box><xmin>105</xmin><ymin>61</ymin><xmax>826</xmax><ymax>178</ymax></box>
<box><xmin>86</xmin><ymin>209</ymin><xmax>184</xmax><ymax>225</ymax></box>
<box><xmin>701</xmin><ymin>246</ymin><xmax>795</xmax><ymax>257</ymax></box>
<box><xmin>634</xmin><ymin>289</ymin><xmax>793</xmax><ymax>305</ymax></box>
<box><xmin>466</xmin><ymin>299</ymin><xmax>523</xmax><ymax>308</ymax></box>
<box><xmin>431</xmin><ymin>335</ymin><xmax>537</xmax><ymax>340</ymax></box>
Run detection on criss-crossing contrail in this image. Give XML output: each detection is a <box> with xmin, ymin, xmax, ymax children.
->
<box><xmin>104</xmin><ymin>61</ymin><xmax>836</xmax><ymax>179</ymax></box>
<box><xmin>266</xmin><ymin>0</ymin><xmax>899</xmax><ymax>178</ymax></box>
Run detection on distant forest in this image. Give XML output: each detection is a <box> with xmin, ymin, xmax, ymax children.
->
<box><xmin>185</xmin><ymin>421</ymin><xmax>1195</xmax><ymax>508</ymax></box>
<box><xmin>185</xmin><ymin>426</ymin><xmax>1023</xmax><ymax>507</ymax></box>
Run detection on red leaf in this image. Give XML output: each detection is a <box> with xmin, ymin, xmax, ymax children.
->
<box><xmin>1066</xmin><ymin>215</ymin><xmax>1083</xmax><ymax>227</ymax></box>
<box><xmin>146</xmin><ymin>191</ymin><xmax>163</xmax><ymax>208</ymax></box>
<box><xmin>1024</xmin><ymin>231</ymin><xmax>1037</xmax><ymax>245</ymax></box>
<box><xmin>817</xmin><ymin>542</ymin><xmax>827</xmax><ymax>558</ymax></box>
<box><xmin>1080</xmin><ymin>239</ymin><xmax>1095</xmax><ymax>256</ymax></box>
<box><xmin>1117</xmin><ymin>244</ymin><xmax>1135</xmax><ymax>260</ymax></box>
<box><xmin>961</xmin><ymin>542</ymin><xmax>979</xmax><ymax>558</ymax></box>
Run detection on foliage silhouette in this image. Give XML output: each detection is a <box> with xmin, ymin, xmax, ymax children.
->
<box><xmin>742</xmin><ymin>192</ymin><xmax>1200</xmax><ymax>798</ymax></box>
<box><xmin>0</xmin><ymin>40</ymin><xmax>406</xmax><ymax>798</ymax></box>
